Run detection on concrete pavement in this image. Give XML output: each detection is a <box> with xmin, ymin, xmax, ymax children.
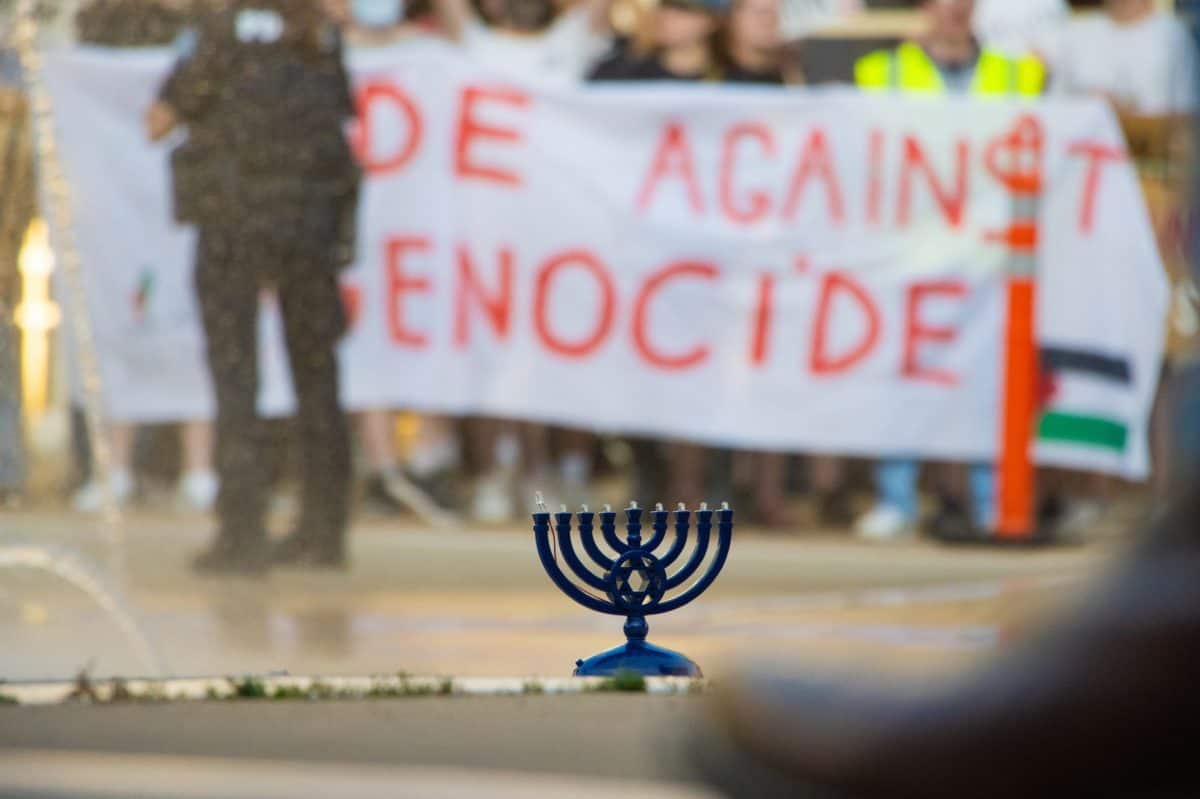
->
<box><xmin>0</xmin><ymin>508</ymin><xmax>1121</xmax><ymax>682</ymax></box>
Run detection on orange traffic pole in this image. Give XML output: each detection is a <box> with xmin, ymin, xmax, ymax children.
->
<box><xmin>996</xmin><ymin>277</ymin><xmax>1037</xmax><ymax>538</ymax></box>
<box><xmin>988</xmin><ymin>115</ymin><xmax>1044</xmax><ymax>540</ymax></box>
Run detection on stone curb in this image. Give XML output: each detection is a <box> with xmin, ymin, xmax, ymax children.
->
<box><xmin>0</xmin><ymin>675</ymin><xmax>705</xmax><ymax>705</ymax></box>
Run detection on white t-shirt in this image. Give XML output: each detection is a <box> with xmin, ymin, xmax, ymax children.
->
<box><xmin>972</xmin><ymin>0</ymin><xmax>1069</xmax><ymax>58</ymax></box>
<box><xmin>461</xmin><ymin>6</ymin><xmax>610</xmax><ymax>85</ymax></box>
<box><xmin>1051</xmin><ymin>12</ymin><xmax>1198</xmax><ymax>115</ymax></box>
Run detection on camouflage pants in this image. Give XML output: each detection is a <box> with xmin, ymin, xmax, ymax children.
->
<box><xmin>194</xmin><ymin>224</ymin><xmax>350</xmax><ymax>554</ymax></box>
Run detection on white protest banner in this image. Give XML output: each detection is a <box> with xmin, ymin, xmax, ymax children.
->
<box><xmin>42</xmin><ymin>41</ymin><xmax>1166</xmax><ymax>478</ymax></box>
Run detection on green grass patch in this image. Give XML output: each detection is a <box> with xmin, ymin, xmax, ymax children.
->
<box><xmin>268</xmin><ymin>684</ymin><xmax>310</xmax><ymax>701</ymax></box>
<box><xmin>585</xmin><ymin>669</ymin><xmax>647</xmax><ymax>693</ymax></box>
<box><xmin>260</xmin><ymin>680</ymin><xmax>350</xmax><ymax>701</ymax></box>
<box><xmin>107</xmin><ymin>679</ymin><xmax>169</xmax><ymax>703</ymax></box>
<box><xmin>228</xmin><ymin>677</ymin><xmax>269</xmax><ymax>699</ymax></box>
<box><xmin>364</xmin><ymin>674</ymin><xmax>454</xmax><ymax>698</ymax></box>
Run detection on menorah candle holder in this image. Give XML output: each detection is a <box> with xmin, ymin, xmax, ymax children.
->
<box><xmin>532</xmin><ymin>496</ymin><xmax>733</xmax><ymax>677</ymax></box>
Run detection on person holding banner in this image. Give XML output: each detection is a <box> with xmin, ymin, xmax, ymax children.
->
<box><xmin>721</xmin><ymin>0</ymin><xmax>794</xmax><ymax>84</ymax></box>
<box><xmin>589</xmin><ymin>0</ymin><xmax>728</xmax><ymax>82</ymax></box>
<box><xmin>332</xmin><ymin>0</ymin><xmax>467</xmax><ymax>522</ymax></box>
<box><xmin>1050</xmin><ymin>0</ymin><xmax>1198</xmax><ymax>524</ymax></box>
<box><xmin>70</xmin><ymin>421</ymin><xmax>219</xmax><ymax>513</ymax></box>
<box><xmin>853</xmin><ymin>0</ymin><xmax>1045</xmax><ymax>543</ymax></box>
<box><xmin>591</xmin><ymin>0</ymin><xmax>817</xmax><ymax>523</ymax></box>
<box><xmin>147</xmin><ymin>0</ymin><xmax>360</xmax><ymax>573</ymax></box>
<box><xmin>970</xmin><ymin>0</ymin><xmax>1067</xmax><ymax>60</ymax></box>
<box><xmin>434</xmin><ymin>0</ymin><xmax>614</xmax><ymax>521</ymax></box>
<box><xmin>436</xmin><ymin>0</ymin><xmax>614</xmax><ymax>84</ymax></box>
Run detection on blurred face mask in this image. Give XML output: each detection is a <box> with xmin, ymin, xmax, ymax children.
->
<box><xmin>351</xmin><ymin>0</ymin><xmax>404</xmax><ymax>28</ymax></box>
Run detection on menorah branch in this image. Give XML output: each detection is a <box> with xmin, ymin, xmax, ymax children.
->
<box><xmin>553</xmin><ymin>512</ymin><xmax>609</xmax><ymax>593</ymax></box>
<box><xmin>656</xmin><ymin>509</ymin><xmax>692</xmax><ymax>570</ymax></box>
<box><xmin>576</xmin><ymin>511</ymin><xmax>614</xmax><ymax>571</ymax></box>
<box><xmin>533</xmin><ymin>512</ymin><xmax>622</xmax><ymax>616</ymax></box>
<box><xmin>663</xmin><ymin>508</ymin><xmax>714</xmax><ymax>591</ymax></box>
<box><xmin>654</xmin><ymin>508</ymin><xmax>733</xmax><ymax>614</ymax></box>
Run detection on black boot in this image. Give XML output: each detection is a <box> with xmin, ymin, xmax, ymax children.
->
<box><xmin>688</xmin><ymin>496</ymin><xmax>1200</xmax><ymax>798</ymax></box>
<box><xmin>927</xmin><ymin>495</ymin><xmax>981</xmax><ymax>543</ymax></box>
<box><xmin>192</xmin><ymin>536</ymin><xmax>270</xmax><ymax>576</ymax></box>
<box><xmin>270</xmin><ymin>530</ymin><xmax>346</xmax><ymax>569</ymax></box>
<box><xmin>815</xmin><ymin>488</ymin><xmax>855</xmax><ymax>528</ymax></box>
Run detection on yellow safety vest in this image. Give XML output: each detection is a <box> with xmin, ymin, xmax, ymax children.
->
<box><xmin>854</xmin><ymin>41</ymin><xmax>1045</xmax><ymax>97</ymax></box>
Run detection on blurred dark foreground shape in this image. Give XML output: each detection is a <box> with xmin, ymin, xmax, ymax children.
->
<box><xmin>689</xmin><ymin>360</ymin><xmax>1200</xmax><ymax>798</ymax></box>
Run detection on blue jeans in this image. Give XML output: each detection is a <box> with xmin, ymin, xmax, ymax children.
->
<box><xmin>877</xmin><ymin>458</ymin><xmax>995</xmax><ymax>529</ymax></box>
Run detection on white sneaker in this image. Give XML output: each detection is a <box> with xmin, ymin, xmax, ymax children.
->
<box><xmin>855</xmin><ymin>504</ymin><xmax>915</xmax><ymax>542</ymax></box>
<box><xmin>1055</xmin><ymin>498</ymin><xmax>1105</xmax><ymax>544</ymax></box>
<box><xmin>178</xmin><ymin>470</ymin><xmax>219</xmax><ymax>512</ymax></box>
<box><xmin>472</xmin><ymin>472</ymin><xmax>514</xmax><ymax>523</ymax></box>
<box><xmin>72</xmin><ymin>470</ymin><xmax>134</xmax><ymax>513</ymax></box>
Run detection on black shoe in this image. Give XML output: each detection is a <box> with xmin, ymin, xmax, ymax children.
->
<box><xmin>931</xmin><ymin>498</ymin><xmax>1064</xmax><ymax>547</ymax></box>
<box><xmin>191</xmin><ymin>540</ymin><xmax>270</xmax><ymax>576</ymax></box>
<box><xmin>927</xmin><ymin>497</ymin><xmax>982</xmax><ymax>543</ymax></box>
<box><xmin>815</xmin><ymin>489</ymin><xmax>855</xmax><ymax>528</ymax></box>
<box><xmin>270</xmin><ymin>534</ymin><xmax>346</xmax><ymax>570</ymax></box>
<box><xmin>689</xmin><ymin>498</ymin><xmax>1200</xmax><ymax>798</ymax></box>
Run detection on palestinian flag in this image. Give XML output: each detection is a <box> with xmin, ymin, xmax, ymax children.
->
<box><xmin>131</xmin><ymin>270</ymin><xmax>154</xmax><ymax>322</ymax></box>
<box><xmin>1036</xmin><ymin>345</ymin><xmax>1135</xmax><ymax>458</ymax></box>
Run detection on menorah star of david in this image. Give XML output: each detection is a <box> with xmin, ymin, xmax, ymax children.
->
<box><xmin>532</xmin><ymin>494</ymin><xmax>733</xmax><ymax>677</ymax></box>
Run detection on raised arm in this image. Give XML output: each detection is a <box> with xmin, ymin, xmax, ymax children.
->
<box><xmin>149</xmin><ymin>14</ymin><xmax>227</xmax><ymax>139</ymax></box>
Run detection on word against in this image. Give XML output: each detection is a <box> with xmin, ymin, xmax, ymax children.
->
<box><xmin>354</xmin><ymin>80</ymin><xmax>1125</xmax><ymax>236</ymax></box>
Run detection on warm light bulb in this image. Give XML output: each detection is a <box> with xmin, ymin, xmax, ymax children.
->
<box><xmin>13</xmin><ymin>301</ymin><xmax>61</xmax><ymax>333</ymax></box>
<box><xmin>17</xmin><ymin>219</ymin><xmax>54</xmax><ymax>278</ymax></box>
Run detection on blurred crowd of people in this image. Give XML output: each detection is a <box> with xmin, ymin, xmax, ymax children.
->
<box><xmin>1</xmin><ymin>0</ymin><xmax>1197</xmax><ymax>553</ymax></box>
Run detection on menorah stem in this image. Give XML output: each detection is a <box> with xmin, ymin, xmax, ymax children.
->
<box><xmin>623</xmin><ymin>615</ymin><xmax>648</xmax><ymax>643</ymax></box>
<box><xmin>625</xmin><ymin>505</ymin><xmax>643</xmax><ymax>548</ymax></box>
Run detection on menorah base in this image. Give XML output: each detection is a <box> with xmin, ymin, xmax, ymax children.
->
<box><xmin>573</xmin><ymin>639</ymin><xmax>701</xmax><ymax>678</ymax></box>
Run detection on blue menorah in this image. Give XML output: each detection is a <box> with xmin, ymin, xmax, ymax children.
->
<box><xmin>532</xmin><ymin>495</ymin><xmax>733</xmax><ymax>677</ymax></box>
